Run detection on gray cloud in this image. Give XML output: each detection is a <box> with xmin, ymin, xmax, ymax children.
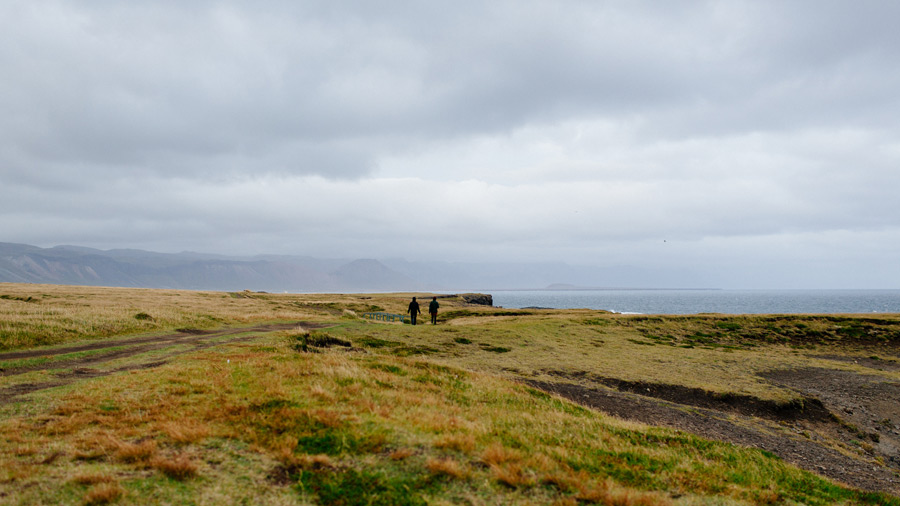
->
<box><xmin>2</xmin><ymin>0</ymin><xmax>899</xmax><ymax>287</ymax></box>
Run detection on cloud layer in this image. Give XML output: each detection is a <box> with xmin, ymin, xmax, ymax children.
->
<box><xmin>2</xmin><ymin>1</ymin><xmax>899</xmax><ymax>288</ymax></box>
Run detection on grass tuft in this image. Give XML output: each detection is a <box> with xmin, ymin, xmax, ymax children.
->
<box><xmin>426</xmin><ymin>457</ymin><xmax>468</xmax><ymax>480</ymax></box>
<box><xmin>112</xmin><ymin>439</ymin><xmax>157</xmax><ymax>463</ymax></box>
<box><xmin>158</xmin><ymin>421</ymin><xmax>210</xmax><ymax>444</ymax></box>
<box><xmin>151</xmin><ymin>454</ymin><xmax>198</xmax><ymax>480</ymax></box>
<box><xmin>295</xmin><ymin>453</ymin><xmax>335</xmax><ymax>470</ymax></box>
<box><xmin>433</xmin><ymin>433</ymin><xmax>475</xmax><ymax>453</ymax></box>
<box><xmin>82</xmin><ymin>482</ymin><xmax>124</xmax><ymax>505</ymax></box>
<box><xmin>480</xmin><ymin>442</ymin><xmax>522</xmax><ymax>466</ymax></box>
<box><xmin>572</xmin><ymin>476</ymin><xmax>672</xmax><ymax>506</ymax></box>
<box><xmin>388</xmin><ymin>448</ymin><xmax>415</xmax><ymax>460</ymax></box>
<box><xmin>491</xmin><ymin>461</ymin><xmax>534</xmax><ymax>488</ymax></box>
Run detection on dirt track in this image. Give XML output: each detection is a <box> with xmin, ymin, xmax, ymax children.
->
<box><xmin>0</xmin><ymin>322</ymin><xmax>322</xmax><ymax>403</ymax></box>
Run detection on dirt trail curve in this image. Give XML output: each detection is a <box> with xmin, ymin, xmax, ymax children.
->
<box><xmin>0</xmin><ymin>321</ymin><xmax>325</xmax><ymax>403</ymax></box>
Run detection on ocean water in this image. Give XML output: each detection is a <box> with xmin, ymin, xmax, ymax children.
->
<box><xmin>488</xmin><ymin>289</ymin><xmax>900</xmax><ymax>315</ymax></box>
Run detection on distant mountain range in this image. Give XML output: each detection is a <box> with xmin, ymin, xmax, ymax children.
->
<box><xmin>0</xmin><ymin>242</ymin><xmax>708</xmax><ymax>292</ymax></box>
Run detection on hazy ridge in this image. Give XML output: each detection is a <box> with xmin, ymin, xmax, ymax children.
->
<box><xmin>0</xmin><ymin>242</ymin><xmax>703</xmax><ymax>292</ymax></box>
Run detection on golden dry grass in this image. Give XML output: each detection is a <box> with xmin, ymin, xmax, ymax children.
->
<box><xmin>150</xmin><ymin>454</ymin><xmax>198</xmax><ymax>480</ymax></box>
<box><xmin>111</xmin><ymin>439</ymin><xmax>158</xmax><ymax>463</ymax></box>
<box><xmin>426</xmin><ymin>456</ymin><xmax>468</xmax><ymax>480</ymax></box>
<box><xmin>0</xmin><ymin>282</ymin><xmax>446</xmax><ymax>350</ymax></box>
<box><xmin>388</xmin><ymin>447</ymin><xmax>415</xmax><ymax>461</ymax></box>
<box><xmin>157</xmin><ymin>420</ymin><xmax>211</xmax><ymax>445</ymax></box>
<box><xmin>70</xmin><ymin>473</ymin><xmax>115</xmax><ymax>486</ymax></box>
<box><xmin>83</xmin><ymin>482</ymin><xmax>124</xmax><ymax>505</ymax></box>
<box><xmin>433</xmin><ymin>433</ymin><xmax>476</xmax><ymax>453</ymax></box>
<box><xmin>0</xmin><ymin>283</ymin><xmax>897</xmax><ymax>505</ymax></box>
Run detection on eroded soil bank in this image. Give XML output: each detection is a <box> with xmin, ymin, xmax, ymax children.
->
<box><xmin>528</xmin><ymin>357</ymin><xmax>900</xmax><ymax>496</ymax></box>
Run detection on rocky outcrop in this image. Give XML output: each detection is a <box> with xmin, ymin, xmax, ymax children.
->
<box><xmin>460</xmin><ymin>293</ymin><xmax>493</xmax><ymax>306</ymax></box>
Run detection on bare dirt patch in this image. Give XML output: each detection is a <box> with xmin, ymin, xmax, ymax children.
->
<box><xmin>545</xmin><ymin>371</ymin><xmax>833</xmax><ymax>424</ymax></box>
<box><xmin>528</xmin><ymin>365</ymin><xmax>900</xmax><ymax>497</ymax></box>
<box><xmin>761</xmin><ymin>367</ymin><xmax>900</xmax><ymax>468</ymax></box>
<box><xmin>0</xmin><ymin>322</ymin><xmax>327</xmax><ymax>403</ymax></box>
<box><xmin>814</xmin><ymin>354</ymin><xmax>900</xmax><ymax>372</ymax></box>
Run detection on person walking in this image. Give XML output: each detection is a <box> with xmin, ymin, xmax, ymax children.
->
<box><xmin>429</xmin><ymin>296</ymin><xmax>439</xmax><ymax>325</ymax></box>
<box><xmin>408</xmin><ymin>297</ymin><xmax>421</xmax><ymax>325</ymax></box>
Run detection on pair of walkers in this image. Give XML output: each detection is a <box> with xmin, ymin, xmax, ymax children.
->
<box><xmin>408</xmin><ymin>296</ymin><xmax>439</xmax><ymax>325</ymax></box>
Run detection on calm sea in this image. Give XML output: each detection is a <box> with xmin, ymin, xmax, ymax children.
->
<box><xmin>487</xmin><ymin>289</ymin><xmax>900</xmax><ymax>315</ymax></box>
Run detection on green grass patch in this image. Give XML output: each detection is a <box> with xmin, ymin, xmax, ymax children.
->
<box><xmin>356</xmin><ymin>336</ymin><xmax>403</xmax><ymax>348</ymax></box>
<box><xmin>0</xmin><ymin>346</ymin><xmax>130</xmax><ymax>371</ymax></box>
<box><xmin>299</xmin><ymin>468</ymin><xmax>428</xmax><ymax>506</ymax></box>
<box><xmin>0</xmin><ymin>294</ymin><xmax>39</xmax><ymax>303</ymax></box>
<box><xmin>440</xmin><ymin>309</ymin><xmax>533</xmax><ymax>322</ymax></box>
<box><xmin>291</xmin><ymin>332</ymin><xmax>352</xmax><ymax>352</ymax></box>
<box><xmin>394</xmin><ymin>345</ymin><xmax>440</xmax><ymax>356</ymax></box>
<box><xmin>368</xmin><ymin>363</ymin><xmax>407</xmax><ymax>376</ymax></box>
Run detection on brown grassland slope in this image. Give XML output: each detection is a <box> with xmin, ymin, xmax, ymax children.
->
<box><xmin>1</xmin><ymin>282</ymin><xmax>899</xmax><ymax>505</ymax></box>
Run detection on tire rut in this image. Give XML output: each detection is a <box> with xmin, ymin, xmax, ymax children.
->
<box><xmin>0</xmin><ymin>321</ymin><xmax>325</xmax><ymax>403</ymax></box>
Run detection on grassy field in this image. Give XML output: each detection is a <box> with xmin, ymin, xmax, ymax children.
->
<box><xmin>324</xmin><ymin>309</ymin><xmax>900</xmax><ymax>404</ymax></box>
<box><xmin>1</xmin><ymin>283</ymin><xmax>899</xmax><ymax>505</ymax></box>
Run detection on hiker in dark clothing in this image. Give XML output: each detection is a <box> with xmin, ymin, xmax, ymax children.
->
<box><xmin>429</xmin><ymin>296</ymin><xmax>439</xmax><ymax>325</ymax></box>
<box><xmin>408</xmin><ymin>297</ymin><xmax>421</xmax><ymax>325</ymax></box>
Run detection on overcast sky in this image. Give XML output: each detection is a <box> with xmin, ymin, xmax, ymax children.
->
<box><xmin>2</xmin><ymin>1</ymin><xmax>899</xmax><ymax>288</ymax></box>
